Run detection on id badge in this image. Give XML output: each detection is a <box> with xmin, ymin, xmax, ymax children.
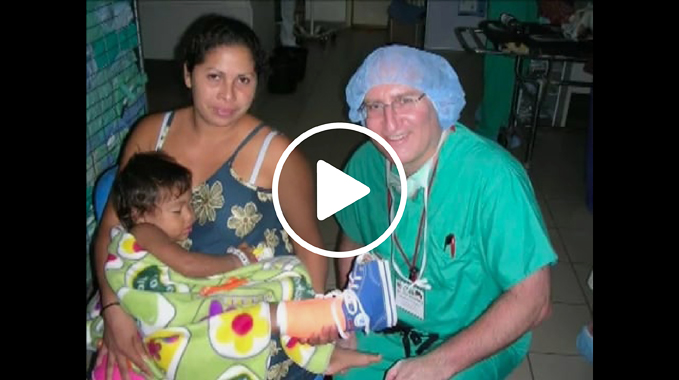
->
<box><xmin>395</xmin><ymin>279</ymin><xmax>425</xmax><ymax>320</ymax></box>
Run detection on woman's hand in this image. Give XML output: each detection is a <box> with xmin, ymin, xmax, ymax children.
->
<box><xmin>97</xmin><ymin>306</ymin><xmax>152</xmax><ymax>380</ymax></box>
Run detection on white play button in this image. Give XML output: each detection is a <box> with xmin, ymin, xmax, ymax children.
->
<box><xmin>272</xmin><ymin>122</ymin><xmax>407</xmax><ymax>259</ymax></box>
<box><xmin>316</xmin><ymin>160</ymin><xmax>370</xmax><ymax>221</ymax></box>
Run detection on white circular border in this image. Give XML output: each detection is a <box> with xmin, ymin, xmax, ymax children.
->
<box><xmin>272</xmin><ymin>122</ymin><xmax>407</xmax><ymax>259</ymax></box>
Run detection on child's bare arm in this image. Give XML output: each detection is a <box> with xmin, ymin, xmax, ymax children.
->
<box><xmin>130</xmin><ymin>223</ymin><xmax>255</xmax><ymax>277</ymax></box>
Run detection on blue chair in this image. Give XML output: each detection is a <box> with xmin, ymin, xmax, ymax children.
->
<box><xmin>88</xmin><ymin>165</ymin><xmax>118</xmax><ymax>379</ymax></box>
<box><xmin>93</xmin><ymin>165</ymin><xmax>118</xmax><ymax>221</ymax></box>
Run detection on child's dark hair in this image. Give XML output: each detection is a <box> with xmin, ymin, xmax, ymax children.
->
<box><xmin>112</xmin><ymin>151</ymin><xmax>192</xmax><ymax>230</ymax></box>
<box><xmin>179</xmin><ymin>14</ymin><xmax>267</xmax><ymax>76</ymax></box>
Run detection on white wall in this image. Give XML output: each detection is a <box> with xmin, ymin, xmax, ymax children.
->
<box><xmin>352</xmin><ymin>0</ymin><xmax>390</xmax><ymax>27</ymax></box>
<box><xmin>305</xmin><ymin>0</ymin><xmax>346</xmax><ymax>23</ymax></box>
<box><xmin>137</xmin><ymin>0</ymin><xmax>275</xmax><ymax>60</ymax></box>
<box><xmin>250</xmin><ymin>0</ymin><xmax>276</xmax><ymax>54</ymax></box>
<box><xmin>425</xmin><ymin>0</ymin><xmax>486</xmax><ymax>51</ymax></box>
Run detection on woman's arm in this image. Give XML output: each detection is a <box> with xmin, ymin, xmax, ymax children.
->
<box><xmin>93</xmin><ymin>117</ymin><xmax>158</xmax><ymax>309</ymax></box>
<box><xmin>266</xmin><ymin>136</ymin><xmax>329</xmax><ymax>294</ymax></box>
<box><xmin>91</xmin><ymin>114</ymin><xmax>166</xmax><ymax>379</ymax></box>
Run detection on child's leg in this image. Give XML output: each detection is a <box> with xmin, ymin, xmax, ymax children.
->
<box><xmin>278</xmin><ymin>254</ymin><xmax>398</xmax><ymax>339</ymax></box>
<box><xmin>109</xmin><ymin>253</ymin><xmax>394</xmax><ymax>377</ymax></box>
<box><xmin>273</xmin><ymin>254</ymin><xmax>399</xmax><ymax>375</ymax></box>
<box><xmin>144</xmin><ymin>303</ymin><xmax>274</xmax><ymax>380</ymax></box>
<box><xmin>141</xmin><ymin>300</ymin><xmax>333</xmax><ymax>378</ymax></box>
<box><xmin>275</xmin><ymin>297</ymin><xmax>346</xmax><ymax>338</ymax></box>
<box><xmin>193</xmin><ymin>255</ymin><xmax>347</xmax><ymax>340</ymax></box>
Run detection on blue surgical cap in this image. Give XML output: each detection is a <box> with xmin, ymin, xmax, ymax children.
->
<box><xmin>345</xmin><ymin>45</ymin><xmax>466</xmax><ymax>129</ymax></box>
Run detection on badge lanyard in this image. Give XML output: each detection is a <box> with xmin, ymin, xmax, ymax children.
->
<box><xmin>386</xmin><ymin>153</ymin><xmax>440</xmax><ymax>285</ymax></box>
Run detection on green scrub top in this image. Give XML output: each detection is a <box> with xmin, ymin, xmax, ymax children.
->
<box><xmin>335</xmin><ymin>124</ymin><xmax>557</xmax><ymax>379</ymax></box>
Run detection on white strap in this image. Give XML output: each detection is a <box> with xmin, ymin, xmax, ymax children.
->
<box><xmin>248</xmin><ymin>131</ymin><xmax>278</xmax><ymax>184</ymax></box>
<box><xmin>154</xmin><ymin>112</ymin><xmax>173</xmax><ymax>151</ymax></box>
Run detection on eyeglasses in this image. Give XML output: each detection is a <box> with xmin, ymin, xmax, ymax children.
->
<box><xmin>359</xmin><ymin>93</ymin><xmax>427</xmax><ymax>119</ymax></box>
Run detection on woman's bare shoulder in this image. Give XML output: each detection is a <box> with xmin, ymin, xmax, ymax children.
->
<box><xmin>120</xmin><ymin>109</ymin><xmax>184</xmax><ymax>164</ymax></box>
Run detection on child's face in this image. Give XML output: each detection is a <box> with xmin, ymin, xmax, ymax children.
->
<box><xmin>138</xmin><ymin>189</ymin><xmax>195</xmax><ymax>241</ymax></box>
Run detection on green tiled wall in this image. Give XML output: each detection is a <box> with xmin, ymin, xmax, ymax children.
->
<box><xmin>86</xmin><ymin>0</ymin><xmax>148</xmax><ymax>288</ymax></box>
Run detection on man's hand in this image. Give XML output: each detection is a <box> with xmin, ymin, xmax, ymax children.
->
<box><xmin>385</xmin><ymin>356</ymin><xmax>448</xmax><ymax>380</ymax></box>
<box><xmin>325</xmin><ymin>347</ymin><xmax>382</xmax><ymax>376</ymax></box>
<box><xmin>416</xmin><ymin>267</ymin><xmax>552</xmax><ymax>377</ymax></box>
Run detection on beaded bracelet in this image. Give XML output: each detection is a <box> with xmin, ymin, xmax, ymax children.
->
<box><xmin>227</xmin><ymin>247</ymin><xmax>251</xmax><ymax>267</ymax></box>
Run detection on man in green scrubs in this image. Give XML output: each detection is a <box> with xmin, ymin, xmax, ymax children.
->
<box><xmin>334</xmin><ymin>45</ymin><xmax>556</xmax><ymax>380</ymax></box>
